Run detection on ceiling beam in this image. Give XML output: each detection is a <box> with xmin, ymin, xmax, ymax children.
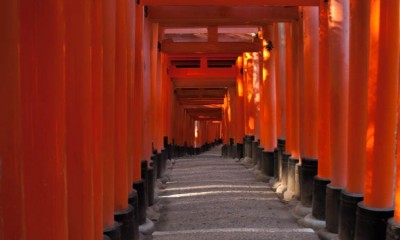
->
<box><xmin>162</xmin><ymin>40</ymin><xmax>262</xmax><ymax>54</ymax></box>
<box><xmin>149</xmin><ymin>6</ymin><xmax>299</xmax><ymax>25</ymax></box>
<box><xmin>143</xmin><ymin>0</ymin><xmax>318</xmax><ymax>6</ymax></box>
<box><xmin>170</xmin><ymin>67</ymin><xmax>237</xmax><ymax>79</ymax></box>
<box><xmin>173</xmin><ymin>78</ymin><xmax>235</xmax><ymax>88</ymax></box>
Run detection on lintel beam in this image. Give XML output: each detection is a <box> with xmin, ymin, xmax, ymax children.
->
<box><xmin>162</xmin><ymin>40</ymin><xmax>262</xmax><ymax>54</ymax></box>
<box><xmin>149</xmin><ymin>6</ymin><xmax>299</xmax><ymax>25</ymax></box>
<box><xmin>143</xmin><ymin>0</ymin><xmax>318</xmax><ymax>6</ymax></box>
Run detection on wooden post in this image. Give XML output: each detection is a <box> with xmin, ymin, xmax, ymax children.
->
<box><xmin>20</xmin><ymin>0</ymin><xmax>68</xmax><ymax>238</ymax></box>
<box><xmin>65</xmin><ymin>0</ymin><xmax>95</xmax><ymax>238</ymax></box>
<box><xmin>0</xmin><ymin>2</ymin><xmax>24</xmax><ymax>239</ymax></box>
<box><xmin>102</xmin><ymin>0</ymin><xmax>117</xmax><ymax>228</ymax></box>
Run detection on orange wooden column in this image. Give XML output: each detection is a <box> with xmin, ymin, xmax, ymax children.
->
<box><xmin>236</xmin><ymin>56</ymin><xmax>245</xmax><ymax>143</ymax></box>
<box><xmin>115</xmin><ymin>0</ymin><xmax>129</xmax><ymax>212</ymax></box>
<box><xmin>311</xmin><ymin>0</ymin><xmax>331</xmax><ymax>222</ymax></box>
<box><xmin>0</xmin><ymin>2</ymin><xmax>24</xmax><ymax>239</ymax></box>
<box><xmin>142</xmin><ymin>15</ymin><xmax>153</xmax><ymax>159</ymax></box>
<box><xmin>102</xmin><ymin>0</ymin><xmax>117</xmax><ymax>229</ymax></box>
<box><xmin>328</xmin><ymin>0</ymin><xmax>349</xmax><ymax>190</ymax></box>
<box><xmin>356</xmin><ymin>1</ymin><xmax>399</xmax><ymax>238</ymax></box>
<box><xmin>337</xmin><ymin>0</ymin><xmax>370</xmax><ymax>238</ymax></box>
<box><xmin>285</xmin><ymin>23</ymin><xmax>294</xmax><ymax>157</ymax></box>
<box><xmin>65</xmin><ymin>0</ymin><xmax>95</xmax><ymax>238</ymax></box>
<box><xmin>252</xmin><ymin>53</ymin><xmax>261</xmax><ymax>141</ymax></box>
<box><xmin>243</xmin><ymin>53</ymin><xmax>255</xmax><ymax>136</ymax></box>
<box><xmin>133</xmin><ymin>2</ymin><xmax>144</xmax><ymax>181</ymax></box>
<box><xmin>363</xmin><ymin>0</ymin><xmax>399</xmax><ymax>209</ymax></box>
<box><xmin>91</xmin><ymin>0</ymin><xmax>104</xmax><ymax>238</ymax></box>
<box><xmin>261</xmin><ymin>25</ymin><xmax>277</xmax><ymax>152</ymax></box>
<box><xmin>325</xmin><ymin>0</ymin><xmax>350</xmax><ymax>233</ymax></box>
<box><xmin>301</xmin><ymin>7</ymin><xmax>318</xmax><ymax>160</ymax></box>
<box><xmin>345</xmin><ymin>0</ymin><xmax>370</xmax><ymax>195</ymax></box>
<box><xmin>126</xmin><ymin>0</ymin><xmax>135</xmax><ymax>194</ymax></box>
<box><xmin>274</xmin><ymin>23</ymin><xmax>284</xmax><ymax>140</ymax></box>
<box><xmin>317</xmin><ymin>0</ymin><xmax>331</xmax><ymax>181</ymax></box>
<box><xmin>20</xmin><ymin>0</ymin><xmax>68</xmax><ymax>238</ymax></box>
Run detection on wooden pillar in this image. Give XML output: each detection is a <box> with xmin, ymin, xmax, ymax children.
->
<box><xmin>114</xmin><ymin>0</ymin><xmax>129</xmax><ymax>212</ymax></box>
<box><xmin>285</xmin><ymin>23</ymin><xmax>294</xmax><ymax>156</ymax></box>
<box><xmin>20</xmin><ymin>0</ymin><xmax>68</xmax><ymax>238</ymax></box>
<box><xmin>133</xmin><ymin>2</ymin><xmax>144</xmax><ymax>181</ymax></box>
<box><xmin>328</xmin><ymin>0</ymin><xmax>350</xmax><ymax>188</ymax></box>
<box><xmin>300</xmin><ymin>7</ymin><xmax>318</xmax><ymax>159</ymax></box>
<box><xmin>126</xmin><ymin>0</ymin><xmax>135</xmax><ymax>194</ymax></box>
<box><xmin>0</xmin><ymin>2</ymin><xmax>24</xmax><ymax>239</ymax></box>
<box><xmin>277</xmin><ymin>23</ymin><xmax>287</xmax><ymax>140</ymax></box>
<box><xmin>91</xmin><ymin>0</ymin><xmax>104</xmax><ymax>237</ymax></box>
<box><xmin>364</xmin><ymin>0</ymin><xmax>399</xmax><ymax>209</ymax></box>
<box><xmin>243</xmin><ymin>53</ymin><xmax>255</xmax><ymax>136</ymax></box>
<box><xmin>317</xmin><ymin>0</ymin><xmax>331</xmax><ymax>180</ymax></box>
<box><xmin>261</xmin><ymin>25</ymin><xmax>277</xmax><ymax>152</ymax></box>
<box><xmin>346</xmin><ymin>0</ymin><xmax>370</xmax><ymax>195</ymax></box>
<box><xmin>65</xmin><ymin>0</ymin><xmax>95</xmax><ymax>238</ymax></box>
<box><xmin>102</xmin><ymin>0</ymin><xmax>117</xmax><ymax>228</ymax></box>
<box><xmin>253</xmin><ymin>53</ymin><xmax>261</xmax><ymax>141</ymax></box>
<box><xmin>236</xmin><ymin>57</ymin><xmax>245</xmax><ymax>143</ymax></box>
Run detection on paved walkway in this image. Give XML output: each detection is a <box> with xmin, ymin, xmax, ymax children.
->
<box><xmin>153</xmin><ymin>146</ymin><xmax>319</xmax><ymax>240</ymax></box>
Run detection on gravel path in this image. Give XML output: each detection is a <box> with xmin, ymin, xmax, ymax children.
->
<box><xmin>152</xmin><ymin>146</ymin><xmax>319</xmax><ymax>240</ymax></box>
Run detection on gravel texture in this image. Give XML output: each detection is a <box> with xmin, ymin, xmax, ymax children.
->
<box><xmin>152</xmin><ymin>146</ymin><xmax>319</xmax><ymax>240</ymax></box>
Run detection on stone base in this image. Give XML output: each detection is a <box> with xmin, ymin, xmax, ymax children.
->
<box><xmin>139</xmin><ymin>218</ymin><xmax>155</xmax><ymax>236</ymax></box>
<box><xmin>293</xmin><ymin>202</ymin><xmax>312</xmax><ymax>218</ymax></box>
<box><xmin>299</xmin><ymin>213</ymin><xmax>326</xmax><ymax>231</ymax></box>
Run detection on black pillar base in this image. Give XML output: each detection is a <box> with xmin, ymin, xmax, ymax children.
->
<box><xmin>281</xmin><ymin>152</ymin><xmax>291</xmax><ymax>188</ymax></box>
<box><xmin>147</xmin><ymin>167</ymin><xmax>154</xmax><ymax>207</ymax></box>
<box><xmin>133</xmin><ymin>180</ymin><xmax>147</xmax><ymax>225</ymax></box>
<box><xmin>262</xmin><ymin>150</ymin><xmax>274</xmax><ymax>177</ymax></box>
<box><xmin>288</xmin><ymin>157</ymin><xmax>299</xmax><ymax>195</ymax></box>
<box><xmin>386</xmin><ymin>218</ymin><xmax>400</xmax><ymax>240</ymax></box>
<box><xmin>256</xmin><ymin>146</ymin><xmax>263</xmax><ymax>167</ymax></box>
<box><xmin>161</xmin><ymin>149</ymin><xmax>167</xmax><ymax>175</ymax></box>
<box><xmin>312</xmin><ymin>176</ymin><xmax>330</xmax><ymax>220</ymax></box>
<box><xmin>150</xmin><ymin>155</ymin><xmax>158</xmax><ymax>182</ymax></box>
<box><xmin>221</xmin><ymin>144</ymin><xmax>227</xmax><ymax>158</ymax></box>
<box><xmin>103</xmin><ymin>222</ymin><xmax>122</xmax><ymax>240</ymax></box>
<box><xmin>338</xmin><ymin>191</ymin><xmax>363</xmax><ymax>240</ymax></box>
<box><xmin>325</xmin><ymin>184</ymin><xmax>343</xmax><ymax>233</ymax></box>
<box><xmin>237</xmin><ymin>143</ymin><xmax>244</xmax><ymax>159</ymax></box>
<box><xmin>128</xmin><ymin>191</ymin><xmax>140</xmax><ymax>240</ymax></box>
<box><xmin>251</xmin><ymin>141</ymin><xmax>258</xmax><ymax>162</ymax></box>
<box><xmin>104</xmin><ymin>235</ymin><xmax>111</xmax><ymax>240</ymax></box>
<box><xmin>273</xmin><ymin>148</ymin><xmax>279</xmax><ymax>179</ymax></box>
<box><xmin>277</xmin><ymin>138</ymin><xmax>286</xmax><ymax>152</ymax></box>
<box><xmin>355</xmin><ymin>202</ymin><xmax>393</xmax><ymax>240</ymax></box>
<box><xmin>156</xmin><ymin>153</ymin><xmax>162</xmax><ymax>178</ymax></box>
<box><xmin>114</xmin><ymin>205</ymin><xmax>135</xmax><ymax>240</ymax></box>
<box><xmin>300</xmin><ymin>158</ymin><xmax>318</xmax><ymax>208</ymax></box>
<box><xmin>244</xmin><ymin>135</ymin><xmax>254</xmax><ymax>158</ymax></box>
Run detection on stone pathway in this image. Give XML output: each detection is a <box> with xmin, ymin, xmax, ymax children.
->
<box><xmin>152</xmin><ymin>146</ymin><xmax>319</xmax><ymax>240</ymax></box>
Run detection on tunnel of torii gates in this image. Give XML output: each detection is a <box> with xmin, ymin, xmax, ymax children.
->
<box><xmin>1</xmin><ymin>0</ymin><xmax>400</xmax><ymax>240</ymax></box>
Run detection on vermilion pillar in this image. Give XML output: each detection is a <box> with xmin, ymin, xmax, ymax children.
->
<box><xmin>133</xmin><ymin>2</ymin><xmax>144</xmax><ymax>181</ymax></box>
<box><xmin>328</xmin><ymin>0</ymin><xmax>349</xmax><ymax>191</ymax></box>
<box><xmin>260</xmin><ymin>25</ymin><xmax>277</xmax><ymax>152</ymax></box>
<box><xmin>20</xmin><ymin>0</ymin><xmax>68</xmax><ymax>238</ymax></box>
<box><xmin>356</xmin><ymin>1</ymin><xmax>399</xmax><ymax>239</ymax></box>
<box><xmin>126</xmin><ymin>0</ymin><xmax>135</xmax><ymax>194</ymax></box>
<box><xmin>300</xmin><ymin>7</ymin><xmax>318</xmax><ymax>160</ymax></box>
<box><xmin>114</xmin><ymin>0</ymin><xmax>129</xmax><ymax>212</ymax></box>
<box><xmin>0</xmin><ymin>2</ymin><xmax>24</xmax><ymax>239</ymax></box>
<box><xmin>325</xmin><ymin>0</ymin><xmax>350</xmax><ymax>233</ymax></box>
<box><xmin>65</xmin><ymin>1</ymin><xmax>95</xmax><ymax>239</ymax></box>
<box><xmin>317</xmin><ymin>0</ymin><xmax>331</xmax><ymax>181</ymax></box>
<box><xmin>337</xmin><ymin>1</ymin><xmax>370</xmax><ymax>239</ymax></box>
<box><xmin>243</xmin><ymin>53</ymin><xmax>255</xmax><ymax>136</ymax></box>
<box><xmin>91</xmin><ymin>0</ymin><xmax>104</xmax><ymax>238</ymax></box>
<box><xmin>274</xmin><ymin>23</ymin><xmax>285</xmax><ymax>140</ymax></box>
<box><xmin>235</xmin><ymin>56</ymin><xmax>245</xmax><ymax>159</ymax></box>
<box><xmin>311</xmin><ymin>0</ymin><xmax>331</xmax><ymax>223</ymax></box>
<box><xmin>102</xmin><ymin>0</ymin><xmax>117</xmax><ymax>229</ymax></box>
<box><xmin>142</xmin><ymin>14</ymin><xmax>153</xmax><ymax>159</ymax></box>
